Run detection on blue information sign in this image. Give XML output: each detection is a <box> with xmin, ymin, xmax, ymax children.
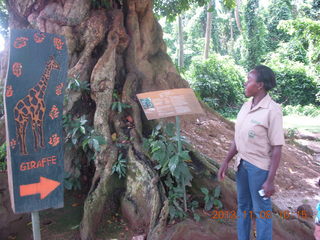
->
<box><xmin>4</xmin><ymin>29</ymin><xmax>68</xmax><ymax>213</ymax></box>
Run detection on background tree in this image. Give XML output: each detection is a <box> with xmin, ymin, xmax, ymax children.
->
<box><xmin>204</xmin><ymin>0</ymin><xmax>213</xmax><ymax>59</ymax></box>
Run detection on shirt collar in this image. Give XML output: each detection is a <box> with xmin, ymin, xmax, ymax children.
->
<box><xmin>249</xmin><ymin>93</ymin><xmax>271</xmax><ymax>111</ymax></box>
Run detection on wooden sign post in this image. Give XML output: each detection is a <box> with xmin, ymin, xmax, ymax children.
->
<box><xmin>4</xmin><ymin>29</ymin><xmax>68</xmax><ymax>239</ymax></box>
<box><xmin>137</xmin><ymin>88</ymin><xmax>203</xmax><ymax>211</ymax></box>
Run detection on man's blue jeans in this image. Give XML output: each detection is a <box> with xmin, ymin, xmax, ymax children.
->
<box><xmin>236</xmin><ymin>159</ymin><xmax>272</xmax><ymax>240</ymax></box>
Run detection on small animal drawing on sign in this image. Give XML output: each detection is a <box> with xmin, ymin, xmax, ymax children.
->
<box><xmin>12</xmin><ymin>62</ymin><xmax>22</xmax><ymax>77</ymax></box>
<box><xmin>49</xmin><ymin>134</ymin><xmax>60</xmax><ymax>147</ymax></box>
<box><xmin>14</xmin><ymin>37</ymin><xmax>29</xmax><ymax>48</ymax></box>
<box><xmin>49</xmin><ymin>105</ymin><xmax>59</xmax><ymax>120</ymax></box>
<box><xmin>34</xmin><ymin>32</ymin><xmax>46</xmax><ymax>43</ymax></box>
<box><xmin>55</xmin><ymin>83</ymin><xmax>64</xmax><ymax>96</ymax></box>
<box><xmin>6</xmin><ymin>85</ymin><xmax>13</xmax><ymax>97</ymax></box>
<box><xmin>53</xmin><ymin>38</ymin><xmax>64</xmax><ymax>50</ymax></box>
<box><xmin>14</xmin><ymin>56</ymin><xmax>60</xmax><ymax>155</ymax></box>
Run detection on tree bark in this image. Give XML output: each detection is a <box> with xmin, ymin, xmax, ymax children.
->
<box><xmin>204</xmin><ymin>0</ymin><xmax>213</xmax><ymax>59</ymax></box>
<box><xmin>177</xmin><ymin>15</ymin><xmax>184</xmax><ymax>69</ymax></box>
<box><xmin>234</xmin><ymin>0</ymin><xmax>242</xmax><ymax>32</ymax></box>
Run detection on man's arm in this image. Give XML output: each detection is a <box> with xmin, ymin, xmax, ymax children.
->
<box><xmin>218</xmin><ymin>140</ymin><xmax>238</xmax><ymax>181</ymax></box>
<box><xmin>262</xmin><ymin>145</ymin><xmax>282</xmax><ymax>197</ymax></box>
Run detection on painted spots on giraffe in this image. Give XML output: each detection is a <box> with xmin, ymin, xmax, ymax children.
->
<box><xmin>13</xmin><ymin>56</ymin><xmax>60</xmax><ymax>155</ymax></box>
<box><xmin>31</xmin><ymin>97</ymin><xmax>38</xmax><ymax>105</ymax></box>
<box><xmin>13</xmin><ymin>37</ymin><xmax>29</xmax><ymax>48</ymax></box>
<box><xmin>12</xmin><ymin>62</ymin><xmax>22</xmax><ymax>77</ymax></box>
<box><xmin>22</xmin><ymin>108</ymin><xmax>28</xmax><ymax>115</ymax></box>
<box><xmin>23</xmin><ymin>98</ymin><xmax>31</xmax><ymax>107</ymax></box>
<box><xmin>38</xmin><ymin>91</ymin><xmax>44</xmax><ymax>99</ymax></box>
<box><xmin>34</xmin><ymin>86</ymin><xmax>41</xmax><ymax>93</ymax></box>
<box><xmin>17</xmin><ymin>102</ymin><xmax>24</xmax><ymax>109</ymax></box>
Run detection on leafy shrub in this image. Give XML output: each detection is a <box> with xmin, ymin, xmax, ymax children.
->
<box><xmin>264</xmin><ymin>58</ymin><xmax>319</xmax><ymax>106</ymax></box>
<box><xmin>186</xmin><ymin>54</ymin><xmax>246</xmax><ymax>112</ymax></box>
<box><xmin>282</xmin><ymin>104</ymin><xmax>320</xmax><ymax>117</ymax></box>
<box><xmin>201</xmin><ymin>186</ymin><xmax>223</xmax><ymax>211</ymax></box>
<box><xmin>0</xmin><ymin>143</ymin><xmax>6</xmax><ymax>172</ymax></box>
<box><xmin>143</xmin><ymin>123</ymin><xmax>195</xmax><ymax>221</ymax></box>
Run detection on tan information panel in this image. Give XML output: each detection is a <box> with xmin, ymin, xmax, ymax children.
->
<box><xmin>137</xmin><ymin>88</ymin><xmax>203</xmax><ymax>120</ymax></box>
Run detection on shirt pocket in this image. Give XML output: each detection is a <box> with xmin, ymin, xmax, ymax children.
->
<box><xmin>248</xmin><ymin>124</ymin><xmax>268</xmax><ymax>147</ymax></box>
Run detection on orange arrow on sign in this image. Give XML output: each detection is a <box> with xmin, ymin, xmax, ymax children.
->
<box><xmin>20</xmin><ymin>177</ymin><xmax>61</xmax><ymax>199</ymax></box>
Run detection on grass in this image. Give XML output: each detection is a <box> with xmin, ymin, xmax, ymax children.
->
<box><xmin>228</xmin><ymin>115</ymin><xmax>320</xmax><ymax>134</ymax></box>
<box><xmin>283</xmin><ymin>115</ymin><xmax>320</xmax><ymax>133</ymax></box>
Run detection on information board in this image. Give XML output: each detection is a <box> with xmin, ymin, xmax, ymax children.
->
<box><xmin>136</xmin><ymin>88</ymin><xmax>203</xmax><ymax>120</ymax></box>
<box><xmin>4</xmin><ymin>29</ymin><xmax>68</xmax><ymax>213</ymax></box>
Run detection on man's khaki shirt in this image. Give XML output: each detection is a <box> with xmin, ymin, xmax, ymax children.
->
<box><xmin>234</xmin><ymin>94</ymin><xmax>285</xmax><ymax>171</ymax></box>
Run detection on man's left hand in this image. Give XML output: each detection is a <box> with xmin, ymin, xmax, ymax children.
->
<box><xmin>262</xmin><ymin>181</ymin><xmax>275</xmax><ymax>197</ymax></box>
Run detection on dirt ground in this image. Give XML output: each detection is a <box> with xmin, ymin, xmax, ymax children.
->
<box><xmin>180</xmin><ymin>108</ymin><xmax>320</xmax><ymax>216</ymax></box>
<box><xmin>1</xmin><ymin>108</ymin><xmax>319</xmax><ymax>239</ymax></box>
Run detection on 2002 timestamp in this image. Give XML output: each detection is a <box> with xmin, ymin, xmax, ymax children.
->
<box><xmin>210</xmin><ymin>210</ymin><xmax>307</xmax><ymax>220</ymax></box>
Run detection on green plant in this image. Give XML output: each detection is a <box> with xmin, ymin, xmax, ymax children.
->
<box><xmin>64</xmin><ymin>159</ymin><xmax>81</xmax><ymax>190</ymax></box>
<box><xmin>201</xmin><ymin>186</ymin><xmax>223</xmax><ymax>211</ymax></box>
<box><xmin>112</xmin><ymin>92</ymin><xmax>131</xmax><ymax>113</ymax></box>
<box><xmin>283</xmin><ymin>104</ymin><xmax>320</xmax><ymax>117</ymax></box>
<box><xmin>91</xmin><ymin>0</ymin><xmax>110</xmax><ymax>9</ymax></box>
<box><xmin>67</xmin><ymin>77</ymin><xmax>90</xmax><ymax>92</ymax></box>
<box><xmin>286</xmin><ymin>128</ymin><xmax>298</xmax><ymax>140</ymax></box>
<box><xmin>144</xmin><ymin>123</ymin><xmax>193</xmax><ymax>221</ymax></box>
<box><xmin>112</xmin><ymin>153</ymin><xmax>127</xmax><ymax>179</ymax></box>
<box><xmin>187</xmin><ymin>54</ymin><xmax>245</xmax><ymax>112</ymax></box>
<box><xmin>63</xmin><ymin>114</ymin><xmax>106</xmax><ymax>189</ymax></box>
<box><xmin>0</xmin><ymin>143</ymin><xmax>6</xmax><ymax>172</ymax></box>
<box><xmin>264</xmin><ymin>58</ymin><xmax>319</xmax><ymax>106</ymax></box>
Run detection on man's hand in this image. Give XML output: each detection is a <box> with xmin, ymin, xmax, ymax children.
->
<box><xmin>218</xmin><ymin>161</ymin><xmax>229</xmax><ymax>181</ymax></box>
<box><xmin>262</xmin><ymin>180</ymin><xmax>275</xmax><ymax>197</ymax></box>
<box><xmin>315</xmin><ymin>224</ymin><xmax>320</xmax><ymax>240</ymax></box>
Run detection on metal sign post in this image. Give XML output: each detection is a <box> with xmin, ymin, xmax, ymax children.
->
<box><xmin>31</xmin><ymin>211</ymin><xmax>41</xmax><ymax>240</ymax></box>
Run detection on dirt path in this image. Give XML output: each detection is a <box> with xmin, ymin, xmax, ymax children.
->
<box><xmin>180</xmin><ymin>109</ymin><xmax>320</xmax><ymax>216</ymax></box>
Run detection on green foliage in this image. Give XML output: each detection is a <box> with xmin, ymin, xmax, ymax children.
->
<box><xmin>0</xmin><ymin>0</ymin><xmax>8</xmax><ymax>36</ymax></box>
<box><xmin>278</xmin><ymin>18</ymin><xmax>320</xmax><ymax>72</ymax></box>
<box><xmin>286</xmin><ymin>127</ymin><xmax>298</xmax><ymax>140</ymax></box>
<box><xmin>63</xmin><ymin>114</ymin><xmax>106</xmax><ymax>190</ymax></box>
<box><xmin>144</xmin><ymin>123</ymin><xmax>193</xmax><ymax>221</ymax></box>
<box><xmin>0</xmin><ymin>143</ymin><xmax>6</xmax><ymax>172</ymax></box>
<box><xmin>264</xmin><ymin>57</ymin><xmax>319</xmax><ymax>106</ymax></box>
<box><xmin>67</xmin><ymin>77</ymin><xmax>90</xmax><ymax>92</ymax></box>
<box><xmin>263</xmin><ymin>0</ymin><xmax>293</xmax><ymax>52</ymax></box>
<box><xmin>283</xmin><ymin>104</ymin><xmax>320</xmax><ymax>117</ymax></box>
<box><xmin>112</xmin><ymin>92</ymin><xmax>131</xmax><ymax>113</ymax></box>
<box><xmin>91</xmin><ymin>0</ymin><xmax>110</xmax><ymax>9</ymax></box>
<box><xmin>154</xmin><ymin>0</ymin><xmax>209</xmax><ymax>21</ymax></box>
<box><xmin>112</xmin><ymin>153</ymin><xmax>127</xmax><ymax>179</ymax></box>
<box><xmin>64</xmin><ymin>159</ymin><xmax>81</xmax><ymax>190</ymax></box>
<box><xmin>187</xmin><ymin>54</ymin><xmax>245</xmax><ymax>112</ymax></box>
<box><xmin>242</xmin><ymin>0</ymin><xmax>267</xmax><ymax>69</ymax></box>
<box><xmin>201</xmin><ymin>186</ymin><xmax>223</xmax><ymax>211</ymax></box>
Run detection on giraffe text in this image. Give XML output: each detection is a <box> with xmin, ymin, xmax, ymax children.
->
<box><xmin>20</xmin><ymin>155</ymin><xmax>57</xmax><ymax>171</ymax></box>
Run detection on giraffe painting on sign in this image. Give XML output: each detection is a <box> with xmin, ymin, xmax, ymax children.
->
<box><xmin>14</xmin><ymin>56</ymin><xmax>60</xmax><ymax>155</ymax></box>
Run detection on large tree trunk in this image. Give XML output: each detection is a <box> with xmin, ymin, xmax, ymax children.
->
<box><xmin>4</xmin><ymin>1</ymin><xmax>315</xmax><ymax>240</ymax></box>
